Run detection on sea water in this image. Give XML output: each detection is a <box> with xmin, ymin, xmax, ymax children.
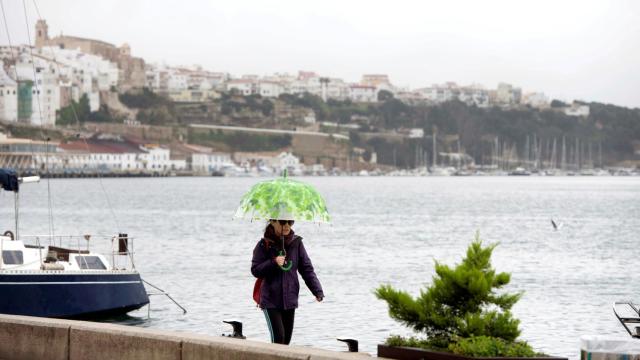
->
<box><xmin>1</xmin><ymin>176</ymin><xmax>638</xmax><ymax>359</ymax></box>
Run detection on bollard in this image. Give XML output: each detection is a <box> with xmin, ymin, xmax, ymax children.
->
<box><xmin>222</xmin><ymin>320</ymin><xmax>246</xmax><ymax>339</ymax></box>
<box><xmin>337</xmin><ymin>338</ymin><xmax>358</xmax><ymax>352</ymax></box>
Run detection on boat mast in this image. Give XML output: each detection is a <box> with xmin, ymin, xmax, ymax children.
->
<box><xmin>432</xmin><ymin>126</ymin><xmax>437</xmax><ymax>168</ymax></box>
<box><xmin>14</xmin><ymin>192</ymin><xmax>19</xmax><ymax>242</ymax></box>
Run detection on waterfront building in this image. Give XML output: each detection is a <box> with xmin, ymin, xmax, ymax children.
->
<box><xmin>58</xmin><ymin>139</ymin><xmax>142</xmax><ymax>172</ymax></box>
<box><xmin>191</xmin><ymin>151</ymin><xmax>233</xmax><ymax>173</ymax></box>
<box><xmin>273</xmin><ymin>151</ymin><xmax>304</xmax><ymax>175</ymax></box>
<box><xmin>0</xmin><ymin>135</ymin><xmax>61</xmax><ymax>171</ymax></box>
<box><xmin>57</xmin><ymin>135</ymin><xmax>172</xmax><ymax>173</ymax></box>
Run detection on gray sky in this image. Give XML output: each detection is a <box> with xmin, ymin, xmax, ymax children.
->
<box><xmin>2</xmin><ymin>0</ymin><xmax>639</xmax><ymax>108</ymax></box>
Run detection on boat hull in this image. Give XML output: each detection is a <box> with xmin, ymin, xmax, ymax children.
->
<box><xmin>0</xmin><ymin>272</ymin><xmax>149</xmax><ymax>318</ymax></box>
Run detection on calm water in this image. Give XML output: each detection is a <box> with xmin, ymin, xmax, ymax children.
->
<box><xmin>1</xmin><ymin>176</ymin><xmax>639</xmax><ymax>359</ymax></box>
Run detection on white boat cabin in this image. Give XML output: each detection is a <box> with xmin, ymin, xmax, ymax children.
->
<box><xmin>1</xmin><ymin>236</ymin><xmax>112</xmax><ymax>271</ymax></box>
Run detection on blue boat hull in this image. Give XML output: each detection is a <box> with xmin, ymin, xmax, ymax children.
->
<box><xmin>0</xmin><ymin>272</ymin><xmax>149</xmax><ymax>318</ymax></box>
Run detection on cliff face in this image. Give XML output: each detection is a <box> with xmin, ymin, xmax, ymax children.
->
<box><xmin>100</xmin><ymin>91</ymin><xmax>138</xmax><ymax>121</ymax></box>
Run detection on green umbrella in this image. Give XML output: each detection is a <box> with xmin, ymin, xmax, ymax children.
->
<box><xmin>234</xmin><ymin>170</ymin><xmax>330</xmax><ymax>271</ymax></box>
<box><xmin>234</xmin><ymin>170</ymin><xmax>331</xmax><ymax>224</ymax></box>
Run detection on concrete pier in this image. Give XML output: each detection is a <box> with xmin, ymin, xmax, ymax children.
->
<box><xmin>0</xmin><ymin>314</ymin><xmax>380</xmax><ymax>360</ymax></box>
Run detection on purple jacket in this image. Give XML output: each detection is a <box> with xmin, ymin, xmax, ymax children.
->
<box><xmin>251</xmin><ymin>235</ymin><xmax>324</xmax><ymax>309</ymax></box>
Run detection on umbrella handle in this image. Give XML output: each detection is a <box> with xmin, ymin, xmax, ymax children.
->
<box><xmin>278</xmin><ymin>250</ymin><xmax>292</xmax><ymax>271</ymax></box>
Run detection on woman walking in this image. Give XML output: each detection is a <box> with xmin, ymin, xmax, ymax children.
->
<box><xmin>251</xmin><ymin>219</ymin><xmax>324</xmax><ymax>345</ymax></box>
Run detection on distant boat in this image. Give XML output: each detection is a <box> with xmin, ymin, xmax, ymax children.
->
<box><xmin>453</xmin><ymin>169</ymin><xmax>472</xmax><ymax>176</ymax></box>
<box><xmin>429</xmin><ymin>167</ymin><xmax>454</xmax><ymax>176</ymax></box>
<box><xmin>0</xmin><ymin>169</ymin><xmax>149</xmax><ymax>318</ymax></box>
<box><xmin>508</xmin><ymin>167</ymin><xmax>531</xmax><ymax>176</ymax></box>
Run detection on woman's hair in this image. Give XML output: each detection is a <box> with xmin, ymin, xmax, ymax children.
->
<box><xmin>264</xmin><ymin>221</ymin><xmax>274</xmax><ymax>233</ymax></box>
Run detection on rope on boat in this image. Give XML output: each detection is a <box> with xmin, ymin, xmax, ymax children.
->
<box><xmin>142</xmin><ymin>279</ymin><xmax>187</xmax><ymax>314</ymax></box>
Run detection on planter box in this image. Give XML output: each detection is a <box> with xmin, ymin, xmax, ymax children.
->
<box><xmin>378</xmin><ymin>345</ymin><xmax>569</xmax><ymax>360</ymax></box>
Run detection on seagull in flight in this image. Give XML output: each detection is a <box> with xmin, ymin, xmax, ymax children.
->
<box><xmin>551</xmin><ymin>219</ymin><xmax>563</xmax><ymax>231</ymax></box>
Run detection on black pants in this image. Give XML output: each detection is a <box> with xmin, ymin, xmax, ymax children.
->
<box><xmin>262</xmin><ymin>308</ymin><xmax>295</xmax><ymax>344</ymax></box>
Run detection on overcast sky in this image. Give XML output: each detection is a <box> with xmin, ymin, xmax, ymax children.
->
<box><xmin>1</xmin><ymin>0</ymin><xmax>639</xmax><ymax>108</ymax></box>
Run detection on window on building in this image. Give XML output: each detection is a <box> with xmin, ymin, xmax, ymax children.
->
<box><xmin>75</xmin><ymin>256</ymin><xmax>106</xmax><ymax>270</ymax></box>
<box><xmin>2</xmin><ymin>250</ymin><xmax>24</xmax><ymax>265</ymax></box>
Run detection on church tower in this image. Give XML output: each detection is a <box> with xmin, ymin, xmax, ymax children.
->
<box><xmin>35</xmin><ymin>19</ymin><xmax>49</xmax><ymax>48</ymax></box>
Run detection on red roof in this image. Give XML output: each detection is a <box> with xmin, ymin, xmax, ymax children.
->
<box><xmin>58</xmin><ymin>140</ymin><xmax>143</xmax><ymax>154</ymax></box>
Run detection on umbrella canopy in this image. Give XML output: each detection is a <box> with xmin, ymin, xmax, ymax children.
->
<box><xmin>234</xmin><ymin>172</ymin><xmax>330</xmax><ymax>223</ymax></box>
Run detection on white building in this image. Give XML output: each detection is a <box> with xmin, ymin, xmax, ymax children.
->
<box><xmin>14</xmin><ymin>55</ymin><xmax>60</xmax><ymax>127</ymax></box>
<box><xmin>258</xmin><ymin>81</ymin><xmax>283</xmax><ymax>98</ymax></box>
<box><xmin>325</xmin><ymin>78</ymin><xmax>349</xmax><ymax>100</ymax></box>
<box><xmin>192</xmin><ymin>152</ymin><xmax>232</xmax><ymax>172</ymax></box>
<box><xmin>349</xmin><ymin>85</ymin><xmax>377</xmax><ymax>103</ymax></box>
<box><xmin>227</xmin><ymin>79</ymin><xmax>257</xmax><ymax>95</ymax></box>
<box><xmin>0</xmin><ymin>68</ymin><xmax>18</xmax><ymax>122</ymax></box>
<box><xmin>57</xmin><ymin>137</ymin><xmax>172</xmax><ymax>173</ymax></box>
<box><xmin>137</xmin><ymin>146</ymin><xmax>171</xmax><ymax>171</ymax></box>
<box><xmin>458</xmin><ymin>86</ymin><xmax>490</xmax><ymax>107</ymax></box>
<box><xmin>167</xmin><ymin>70</ymin><xmax>189</xmax><ymax>91</ymax></box>
<box><xmin>564</xmin><ymin>104</ymin><xmax>590</xmax><ymax>117</ymax></box>
<box><xmin>418</xmin><ymin>85</ymin><xmax>456</xmax><ymax>103</ymax></box>
<box><xmin>39</xmin><ymin>46</ymin><xmax>119</xmax><ymax>92</ymax></box>
<box><xmin>496</xmin><ymin>83</ymin><xmax>522</xmax><ymax>105</ymax></box>
<box><xmin>522</xmin><ymin>92</ymin><xmax>549</xmax><ymax>109</ymax></box>
<box><xmin>409</xmin><ymin>128</ymin><xmax>424</xmax><ymax>138</ymax></box>
<box><xmin>272</xmin><ymin>152</ymin><xmax>304</xmax><ymax>175</ymax></box>
<box><xmin>57</xmin><ymin>142</ymin><xmax>141</xmax><ymax>172</ymax></box>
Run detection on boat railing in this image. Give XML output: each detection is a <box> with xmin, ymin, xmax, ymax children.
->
<box><xmin>14</xmin><ymin>234</ymin><xmax>137</xmax><ymax>270</ymax></box>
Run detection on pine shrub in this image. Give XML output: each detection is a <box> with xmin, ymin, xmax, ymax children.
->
<box><xmin>376</xmin><ymin>232</ymin><xmax>541</xmax><ymax>357</ymax></box>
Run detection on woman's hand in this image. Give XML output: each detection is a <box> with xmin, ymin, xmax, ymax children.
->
<box><xmin>316</xmin><ymin>296</ymin><xmax>323</xmax><ymax>302</ymax></box>
<box><xmin>275</xmin><ymin>256</ymin><xmax>286</xmax><ymax>266</ymax></box>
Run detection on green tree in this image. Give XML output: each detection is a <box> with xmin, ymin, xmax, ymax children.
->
<box><xmin>119</xmin><ymin>87</ymin><xmax>169</xmax><ymax>108</ymax></box>
<box><xmin>378</xmin><ymin>89</ymin><xmax>394</xmax><ymax>102</ymax></box>
<box><xmin>57</xmin><ymin>94</ymin><xmax>90</xmax><ymax>126</ymax></box>
<box><xmin>376</xmin><ymin>233</ymin><xmax>525</xmax><ymax>350</ymax></box>
<box><xmin>261</xmin><ymin>99</ymin><xmax>274</xmax><ymax>116</ymax></box>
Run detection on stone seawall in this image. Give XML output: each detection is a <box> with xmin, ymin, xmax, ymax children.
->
<box><xmin>0</xmin><ymin>314</ymin><xmax>381</xmax><ymax>360</ymax></box>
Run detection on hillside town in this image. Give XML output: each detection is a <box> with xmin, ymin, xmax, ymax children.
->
<box><xmin>0</xmin><ymin>19</ymin><xmax>631</xmax><ymax>177</ymax></box>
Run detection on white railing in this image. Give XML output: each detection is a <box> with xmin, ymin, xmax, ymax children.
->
<box><xmin>2</xmin><ymin>234</ymin><xmax>136</xmax><ymax>271</ymax></box>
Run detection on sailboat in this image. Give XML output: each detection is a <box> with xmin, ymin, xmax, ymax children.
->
<box><xmin>0</xmin><ymin>169</ymin><xmax>149</xmax><ymax>318</ymax></box>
